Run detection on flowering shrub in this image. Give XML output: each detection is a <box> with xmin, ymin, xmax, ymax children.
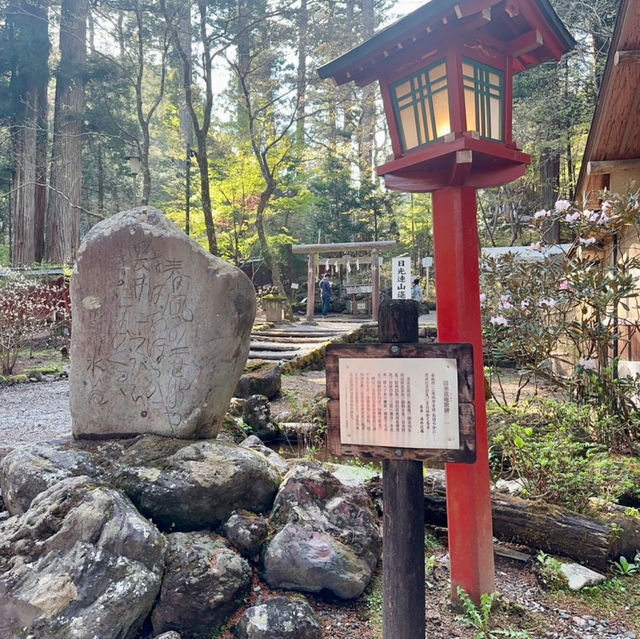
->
<box><xmin>482</xmin><ymin>187</ymin><xmax>640</xmax><ymax>451</ymax></box>
<box><xmin>0</xmin><ymin>273</ymin><xmax>70</xmax><ymax>376</ymax></box>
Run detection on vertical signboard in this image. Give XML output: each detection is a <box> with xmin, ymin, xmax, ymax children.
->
<box><xmin>392</xmin><ymin>257</ymin><xmax>411</xmax><ymax>299</ymax></box>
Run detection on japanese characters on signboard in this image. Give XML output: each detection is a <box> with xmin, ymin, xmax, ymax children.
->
<box><xmin>325</xmin><ymin>343</ymin><xmax>477</xmax><ymax>463</ymax></box>
<box><xmin>392</xmin><ymin>257</ymin><xmax>411</xmax><ymax>300</ymax></box>
<box><xmin>338</xmin><ymin>356</ymin><xmax>459</xmax><ymax>450</ymax></box>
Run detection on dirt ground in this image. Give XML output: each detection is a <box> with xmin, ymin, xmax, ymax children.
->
<box><xmin>2</xmin><ymin>353</ymin><xmax>640</xmax><ymax>638</ymax></box>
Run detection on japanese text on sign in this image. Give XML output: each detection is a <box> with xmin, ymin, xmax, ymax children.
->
<box><xmin>392</xmin><ymin>257</ymin><xmax>411</xmax><ymax>300</ymax></box>
<box><xmin>338</xmin><ymin>357</ymin><xmax>459</xmax><ymax>449</ymax></box>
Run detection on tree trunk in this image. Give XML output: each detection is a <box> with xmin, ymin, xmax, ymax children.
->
<box><xmin>10</xmin><ymin>111</ymin><xmax>37</xmax><ymax>266</ymax></box>
<box><xmin>133</xmin><ymin>0</ymin><xmax>168</xmax><ymax>206</ymax></box>
<box><xmin>358</xmin><ymin>0</ymin><xmax>375</xmax><ymax>178</ymax></box>
<box><xmin>540</xmin><ymin>147</ymin><xmax>560</xmax><ymax>243</ymax></box>
<box><xmin>195</xmin><ymin>144</ymin><xmax>218</xmax><ymax>257</ymax></box>
<box><xmin>295</xmin><ymin>0</ymin><xmax>308</xmax><ymax>149</ymax></box>
<box><xmin>34</xmin><ymin>74</ymin><xmax>47</xmax><ymax>263</ymax></box>
<box><xmin>8</xmin><ymin>0</ymin><xmax>49</xmax><ymax>266</ymax></box>
<box><xmin>164</xmin><ymin>0</ymin><xmax>218</xmax><ymax>255</ymax></box>
<box><xmin>46</xmin><ymin>0</ymin><xmax>88</xmax><ymax>264</ymax></box>
<box><xmin>255</xmin><ymin>188</ymin><xmax>292</xmax><ymax>317</ymax></box>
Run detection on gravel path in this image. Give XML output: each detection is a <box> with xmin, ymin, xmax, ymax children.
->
<box><xmin>0</xmin><ymin>378</ymin><xmax>72</xmax><ymax>448</ymax></box>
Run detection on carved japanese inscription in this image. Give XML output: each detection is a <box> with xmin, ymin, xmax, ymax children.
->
<box><xmin>70</xmin><ymin>208</ymin><xmax>256</xmax><ymax>439</ymax></box>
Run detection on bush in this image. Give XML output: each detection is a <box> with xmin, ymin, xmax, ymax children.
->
<box><xmin>489</xmin><ymin>401</ymin><xmax>603</xmax><ymax>513</ymax></box>
<box><xmin>482</xmin><ymin>188</ymin><xmax>640</xmax><ymax>452</ymax></box>
<box><xmin>0</xmin><ymin>272</ymin><xmax>69</xmax><ymax>375</ymax></box>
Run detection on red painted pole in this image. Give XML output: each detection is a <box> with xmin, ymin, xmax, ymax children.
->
<box><xmin>432</xmin><ymin>185</ymin><xmax>495</xmax><ymax>601</ymax></box>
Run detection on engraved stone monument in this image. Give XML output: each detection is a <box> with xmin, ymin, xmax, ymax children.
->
<box><xmin>70</xmin><ymin>208</ymin><xmax>256</xmax><ymax>439</ymax></box>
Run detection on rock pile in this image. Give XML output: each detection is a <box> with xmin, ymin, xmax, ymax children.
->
<box><xmin>0</xmin><ymin>437</ymin><xmax>381</xmax><ymax>638</ymax></box>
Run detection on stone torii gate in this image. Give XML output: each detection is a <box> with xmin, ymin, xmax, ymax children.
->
<box><xmin>292</xmin><ymin>241</ymin><xmax>397</xmax><ymax>322</ymax></box>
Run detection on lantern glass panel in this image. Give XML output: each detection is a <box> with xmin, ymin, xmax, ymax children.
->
<box><xmin>391</xmin><ymin>60</ymin><xmax>451</xmax><ymax>152</ymax></box>
<box><xmin>462</xmin><ymin>59</ymin><xmax>504</xmax><ymax>141</ymax></box>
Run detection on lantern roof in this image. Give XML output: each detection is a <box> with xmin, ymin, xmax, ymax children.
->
<box><xmin>318</xmin><ymin>0</ymin><xmax>574</xmax><ymax>87</ymax></box>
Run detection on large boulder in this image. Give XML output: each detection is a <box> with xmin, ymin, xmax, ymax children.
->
<box><xmin>0</xmin><ymin>436</ymin><xmax>281</xmax><ymax>531</ymax></box>
<box><xmin>235</xmin><ymin>362</ymin><xmax>282</xmax><ymax>399</ymax></box>
<box><xmin>0</xmin><ymin>438</ymin><xmax>125</xmax><ymax>515</ymax></box>
<box><xmin>70</xmin><ymin>207</ymin><xmax>256</xmax><ymax>440</ymax></box>
<box><xmin>232</xmin><ymin>596</ymin><xmax>322</xmax><ymax>639</ymax></box>
<box><xmin>151</xmin><ymin>531</ymin><xmax>251</xmax><ymax>638</ymax></box>
<box><xmin>114</xmin><ymin>436</ymin><xmax>281</xmax><ymax>530</ymax></box>
<box><xmin>0</xmin><ymin>476</ymin><xmax>166</xmax><ymax>639</ymax></box>
<box><xmin>222</xmin><ymin>510</ymin><xmax>270</xmax><ymax>559</ymax></box>
<box><xmin>263</xmin><ymin>523</ymin><xmax>375</xmax><ymax>600</ymax></box>
<box><xmin>240</xmin><ymin>435</ymin><xmax>289</xmax><ymax>475</ymax></box>
<box><xmin>262</xmin><ymin>461</ymin><xmax>381</xmax><ymax>599</ymax></box>
<box><xmin>242</xmin><ymin>395</ymin><xmax>280</xmax><ymax>443</ymax></box>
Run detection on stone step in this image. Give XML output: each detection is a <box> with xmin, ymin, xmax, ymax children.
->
<box><xmin>251</xmin><ymin>335</ymin><xmax>331</xmax><ymax>344</ymax></box>
<box><xmin>249</xmin><ymin>350</ymin><xmax>300</xmax><ymax>361</ymax></box>
<box><xmin>252</xmin><ymin>330</ymin><xmax>340</xmax><ymax>338</ymax></box>
<box><xmin>249</xmin><ymin>341</ymin><xmax>301</xmax><ymax>352</ymax></box>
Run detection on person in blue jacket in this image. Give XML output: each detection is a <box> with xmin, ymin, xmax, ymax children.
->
<box><xmin>320</xmin><ymin>272</ymin><xmax>332</xmax><ymax>317</ymax></box>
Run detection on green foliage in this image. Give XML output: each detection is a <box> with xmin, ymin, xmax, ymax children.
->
<box><xmin>424</xmin><ymin>532</ymin><xmax>443</xmax><ymax>553</ymax></box>
<box><xmin>535</xmin><ymin>552</ymin><xmax>569</xmax><ymax>591</ymax></box>
<box><xmin>364</xmin><ymin>573</ymin><xmax>383</xmax><ymax>634</ymax></box>
<box><xmin>591</xmin><ymin>456</ymin><xmax>640</xmax><ymax>506</ymax></box>
<box><xmin>456</xmin><ymin>587</ymin><xmax>530</xmax><ymax>639</ymax></box>
<box><xmin>489</xmin><ymin>401</ymin><xmax>603</xmax><ymax>512</ymax></box>
<box><xmin>613</xmin><ymin>553</ymin><xmax>640</xmax><ymax>576</ymax></box>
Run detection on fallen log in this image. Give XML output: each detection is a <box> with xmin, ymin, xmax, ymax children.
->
<box><xmin>421</xmin><ymin>471</ymin><xmax>640</xmax><ymax>571</ymax></box>
<box><xmin>366</xmin><ymin>471</ymin><xmax>640</xmax><ymax>571</ymax></box>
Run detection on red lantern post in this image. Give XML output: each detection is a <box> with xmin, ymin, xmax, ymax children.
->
<box><xmin>319</xmin><ymin>0</ymin><xmax>574</xmax><ymax>606</ymax></box>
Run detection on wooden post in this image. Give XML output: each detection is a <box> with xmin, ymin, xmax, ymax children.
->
<box><xmin>432</xmin><ymin>186</ymin><xmax>495</xmax><ymax>601</ymax></box>
<box><xmin>372</xmin><ymin>249</ymin><xmax>380</xmax><ymax>320</ymax></box>
<box><xmin>379</xmin><ymin>299</ymin><xmax>425</xmax><ymax>639</ymax></box>
<box><xmin>306</xmin><ymin>253</ymin><xmax>316</xmax><ymax>322</ymax></box>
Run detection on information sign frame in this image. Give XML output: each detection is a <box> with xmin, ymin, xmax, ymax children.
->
<box><xmin>326</xmin><ymin>342</ymin><xmax>476</xmax><ymax>463</ymax></box>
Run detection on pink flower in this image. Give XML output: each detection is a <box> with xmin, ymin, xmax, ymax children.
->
<box><xmin>565</xmin><ymin>211</ymin><xmax>581</xmax><ymax>223</ymax></box>
<box><xmin>554</xmin><ymin>200</ymin><xmax>572</xmax><ymax>212</ymax></box>
<box><xmin>578</xmin><ymin>357</ymin><xmax>597</xmax><ymax>371</ymax></box>
<box><xmin>601</xmin><ymin>201</ymin><xmax>612</xmax><ymax>213</ymax></box>
<box><xmin>534</xmin><ymin>210</ymin><xmax>550</xmax><ymax>219</ymax></box>
<box><xmin>538</xmin><ymin>298</ymin><xmax>557</xmax><ymax>308</ymax></box>
<box><xmin>579</xmin><ymin>237</ymin><xmax>596</xmax><ymax>246</ymax></box>
<box><xmin>597</xmin><ymin>213</ymin><xmax>610</xmax><ymax>225</ymax></box>
<box><xmin>479</xmin><ymin>293</ymin><xmax>487</xmax><ymax>304</ymax></box>
<box><xmin>559</xmin><ymin>281</ymin><xmax>572</xmax><ymax>291</ymax></box>
<box><xmin>520</xmin><ymin>300</ymin><xmax>530</xmax><ymax>309</ymax></box>
<box><xmin>530</xmin><ymin>242</ymin><xmax>542</xmax><ymax>252</ymax></box>
<box><xmin>490</xmin><ymin>315</ymin><xmax>509</xmax><ymax>326</ymax></box>
<box><xmin>499</xmin><ymin>295</ymin><xmax>512</xmax><ymax>309</ymax></box>
<box><xmin>586</xmin><ymin>210</ymin><xmax>600</xmax><ymax>222</ymax></box>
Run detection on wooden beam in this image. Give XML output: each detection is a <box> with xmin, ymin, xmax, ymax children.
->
<box><xmin>291</xmin><ymin>240</ymin><xmax>397</xmax><ymax>254</ymax></box>
<box><xmin>614</xmin><ymin>50</ymin><xmax>640</xmax><ymax>66</ymax></box>
<box><xmin>507</xmin><ymin>29</ymin><xmax>543</xmax><ymax>57</ymax></box>
<box><xmin>305</xmin><ymin>253</ymin><xmax>315</xmax><ymax>322</ymax></box>
<box><xmin>587</xmin><ymin>158</ymin><xmax>640</xmax><ymax>175</ymax></box>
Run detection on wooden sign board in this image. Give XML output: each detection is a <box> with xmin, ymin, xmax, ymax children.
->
<box><xmin>326</xmin><ymin>343</ymin><xmax>476</xmax><ymax>463</ymax></box>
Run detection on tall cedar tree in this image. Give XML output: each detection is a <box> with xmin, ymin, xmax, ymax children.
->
<box><xmin>46</xmin><ymin>0</ymin><xmax>88</xmax><ymax>264</ymax></box>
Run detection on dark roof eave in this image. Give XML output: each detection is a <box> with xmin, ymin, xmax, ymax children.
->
<box><xmin>576</xmin><ymin>0</ymin><xmax>630</xmax><ymax>197</ymax></box>
<box><xmin>317</xmin><ymin>0</ymin><xmax>575</xmax><ymax>84</ymax></box>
